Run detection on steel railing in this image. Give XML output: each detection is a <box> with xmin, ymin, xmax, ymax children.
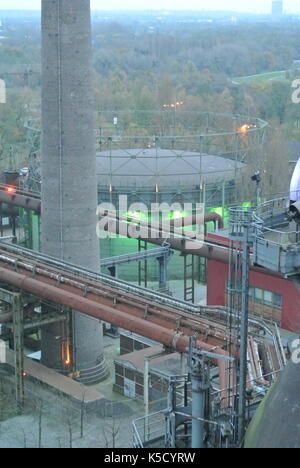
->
<box><xmin>133</xmin><ymin>410</ymin><xmax>166</xmax><ymax>448</ymax></box>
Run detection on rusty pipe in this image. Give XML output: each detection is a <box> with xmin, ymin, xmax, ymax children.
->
<box><xmin>97</xmin><ymin>208</ymin><xmax>224</xmax><ymax>231</ymax></box>
<box><xmin>0</xmin><ymin>267</ymin><xmax>209</xmax><ymax>352</ymax></box>
<box><xmin>0</xmin><ymin>266</ymin><xmax>229</xmax><ymax>390</ymax></box>
<box><xmin>0</xmin><ymin>312</ymin><xmax>13</xmax><ymax>323</ymax></box>
<box><xmin>0</xmin><ymin>194</ymin><xmax>225</xmax><ymax>228</ymax></box>
<box><xmin>98</xmin><ymin>215</ymin><xmax>229</xmax><ymax>261</ymax></box>
<box><xmin>172</xmin><ymin>212</ymin><xmax>224</xmax><ymax>230</ymax></box>
<box><xmin>99</xmin><ymin>215</ymin><xmax>282</xmax><ymax>278</ymax></box>
<box><xmin>0</xmin><ymin>204</ymin><xmax>19</xmax><ymax>216</ymax></box>
<box><xmin>0</xmin><ymin>190</ymin><xmax>41</xmax><ymax>214</ymax></box>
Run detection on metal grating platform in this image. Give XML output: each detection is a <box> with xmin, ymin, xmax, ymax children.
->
<box><xmin>253</xmin><ymin>198</ymin><xmax>300</xmax><ymax>276</ymax></box>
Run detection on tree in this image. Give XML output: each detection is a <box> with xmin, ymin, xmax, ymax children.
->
<box><xmin>268</xmin><ymin>81</ymin><xmax>290</xmax><ymax>124</ymax></box>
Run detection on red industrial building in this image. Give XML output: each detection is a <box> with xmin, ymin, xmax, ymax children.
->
<box><xmin>207</xmin><ymin>232</ymin><xmax>300</xmax><ymax>334</ymax></box>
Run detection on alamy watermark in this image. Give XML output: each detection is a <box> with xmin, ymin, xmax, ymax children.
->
<box><xmin>0</xmin><ymin>340</ymin><xmax>6</xmax><ymax>363</ymax></box>
<box><xmin>291</xmin><ymin>79</ymin><xmax>300</xmax><ymax>104</ymax></box>
<box><xmin>0</xmin><ymin>79</ymin><xmax>6</xmax><ymax>104</ymax></box>
<box><xmin>96</xmin><ymin>196</ymin><xmax>205</xmax><ymax>250</ymax></box>
<box><xmin>291</xmin><ymin>338</ymin><xmax>300</xmax><ymax>364</ymax></box>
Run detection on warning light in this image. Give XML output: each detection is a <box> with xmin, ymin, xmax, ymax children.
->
<box><xmin>5</xmin><ymin>186</ymin><xmax>16</xmax><ymax>194</ymax></box>
<box><xmin>237</xmin><ymin>123</ymin><xmax>256</xmax><ymax>134</ymax></box>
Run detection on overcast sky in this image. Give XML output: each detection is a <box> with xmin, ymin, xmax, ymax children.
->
<box><xmin>0</xmin><ymin>1</ymin><xmax>299</xmax><ymax>14</ymax></box>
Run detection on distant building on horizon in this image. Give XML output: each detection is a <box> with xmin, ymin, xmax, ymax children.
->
<box><xmin>272</xmin><ymin>1</ymin><xmax>283</xmax><ymax>16</ymax></box>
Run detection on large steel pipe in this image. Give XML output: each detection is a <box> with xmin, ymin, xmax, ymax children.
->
<box><xmin>0</xmin><ymin>312</ymin><xmax>13</xmax><ymax>323</ymax></box>
<box><xmin>0</xmin><ymin>266</ymin><xmax>228</xmax><ymax>393</ymax></box>
<box><xmin>99</xmin><ymin>215</ymin><xmax>282</xmax><ymax>277</ymax></box>
<box><xmin>172</xmin><ymin>212</ymin><xmax>224</xmax><ymax>230</ymax></box>
<box><xmin>98</xmin><ymin>214</ymin><xmax>230</xmax><ymax>262</ymax></box>
<box><xmin>0</xmin><ymin>191</ymin><xmax>41</xmax><ymax>214</ymax></box>
<box><xmin>97</xmin><ymin>208</ymin><xmax>224</xmax><ymax>231</ymax></box>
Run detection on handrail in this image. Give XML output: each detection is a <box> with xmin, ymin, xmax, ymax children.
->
<box><xmin>253</xmin><ymin>197</ymin><xmax>300</xmax><ymax>250</ymax></box>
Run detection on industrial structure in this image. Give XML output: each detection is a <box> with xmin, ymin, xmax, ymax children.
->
<box><xmin>0</xmin><ymin>0</ymin><xmax>299</xmax><ymax>451</ymax></box>
<box><xmin>0</xmin><ymin>177</ymin><xmax>293</xmax><ymax>442</ymax></box>
<box><xmin>272</xmin><ymin>1</ymin><xmax>283</xmax><ymax>16</ymax></box>
<box><xmin>0</xmin><ymin>164</ymin><xmax>298</xmax><ymax>447</ymax></box>
<box><xmin>0</xmin><ymin>224</ymin><xmax>286</xmax><ymax>447</ymax></box>
<box><xmin>40</xmin><ymin>0</ymin><xmax>107</xmax><ymax>383</ymax></box>
<box><xmin>24</xmin><ymin>109</ymin><xmax>268</xmax><ymax>282</ymax></box>
<box><xmin>207</xmin><ymin>197</ymin><xmax>300</xmax><ymax>333</ymax></box>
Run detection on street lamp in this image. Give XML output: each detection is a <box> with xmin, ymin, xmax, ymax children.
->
<box><xmin>251</xmin><ymin>171</ymin><xmax>261</xmax><ymax>207</ymax></box>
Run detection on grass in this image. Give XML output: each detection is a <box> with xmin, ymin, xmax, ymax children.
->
<box><xmin>232</xmin><ymin>70</ymin><xmax>289</xmax><ymax>85</ymax></box>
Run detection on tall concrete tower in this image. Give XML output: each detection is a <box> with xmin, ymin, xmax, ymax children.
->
<box><xmin>272</xmin><ymin>1</ymin><xmax>283</xmax><ymax>16</ymax></box>
<box><xmin>41</xmin><ymin>0</ymin><xmax>107</xmax><ymax>384</ymax></box>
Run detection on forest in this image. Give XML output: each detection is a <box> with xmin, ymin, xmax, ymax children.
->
<box><xmin>0</xmin><ymin>16</ymin><xmax>300</xmax><ymax>198</ymax></box>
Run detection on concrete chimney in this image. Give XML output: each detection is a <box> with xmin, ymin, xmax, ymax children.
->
<box><xmin>41</xmin><ymin>0</ymin><xmax>107</xmax><ymax>383</ymax></box>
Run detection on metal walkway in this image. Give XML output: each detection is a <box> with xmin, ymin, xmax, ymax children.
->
<box><xmin>101</xmin><ymin>246</ymin><xmax>170</xmax><ymax>269</ymax></box>
<box><xmin>253</xmin><ymin>197</ymin><xmax>300</xmax><ymax>276</ymax></box>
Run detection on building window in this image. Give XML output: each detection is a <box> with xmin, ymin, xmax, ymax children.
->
<box><xmin>231</xmin><ymin>284</ymin><xmax>283</xmax><ymax>312</ymax></box>
<box><xmin>273</xmin><ymin>293</ymin><xmax>282</xmax><ymax>308</ymax></box>
<box><xmin>254</xmin><ymin>288</ymin><xmax>263</xmax><ymax>303</ymax></box>
<box><xmin>249</xmin><ymin>287</ymin><xmax>282</xmax><ymax>309</ymax></box>
<box><xmin>264</xmin><ymin>290</ymin><xmax>273</xmax><ymax>307</ymax></box>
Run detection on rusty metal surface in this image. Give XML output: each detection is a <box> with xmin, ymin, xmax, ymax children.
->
<box><xmin>0</xmin><ymin>250</ymin><xmax>228</xmax><ymax>348</ymax></box>
<box><xmin>0</xmin><ymin>312</ymin><xmax>13</xmax><ymax>323</ymax></box>
<box><xmin>0</xmin><ymin>185</ymin><xmax>41</xmax><ymax>213</ymax></box>
<box><xmin>0</xmin><ymin>247</ymin><xmax>232</xmax><ymax>395</ymax></box>
<box><xmin>0</xmin><ymin>186</ymin><xmax>281</xmax><ymax>278</ymax></box>
<box><xmin>99</xmin><ymin>214</ymin><xmax>282</xmax><ymax>278</ymax></box>
<box><xmin>0</xmin><ymin>247</ymin><xmax>283</xmax><ymax>403</ymax></box>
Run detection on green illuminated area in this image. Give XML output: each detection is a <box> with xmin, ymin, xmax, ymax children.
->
<box><xmin>19</xmin><ymin>209</ymin><xmax>40</xmax><ymax>251</ymax></box>
<box><xmin>123</xmin><ymin>209</ymin><xmax>190</xmax><ymax>222</ymax></box>
<box><xmin>167</xmin><ymin>210</ymin><xmax>189</xmax><ymax>220</ymax></box>
<box><xmin>124</xmin><ymin>211</ymin><xmax>149</xmax><ymax>222</ymax></box>
<box><xmin>21</xmin><ymin>201</ymin><xmax>254</xmax><ymax>282</ymax></box>
<box><xmin>209</xmin><ymin>202</ymin><xmax>252</xmax><ymax>229</ymax></box>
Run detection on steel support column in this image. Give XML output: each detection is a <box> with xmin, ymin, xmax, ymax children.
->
<box><xmin>158</xmin><ymin>254</ymin><xmax>168</xmax><ymax>292</ymax></box>
<box><xmin>138</xmin><ymin>240</ymin><xmax>148</xmax><ymax>288</ymax></box>
<box><xmin>13</xmin><ymin>293</ymin><xmax>24</xmax><ymax>414</ymax></box>
<box><xmin>106</xmin><ymin>266</ymin><xmax>119</xmax><ymax>337</ymax></box>
<box><xmin>0</xmin><ymin>289</ymin><xmax>24</xmax><ymax>413</ymax></box>
<box><xmin>191</xmin><ymin>359</ymin><xmax>209</xmax><ymax>448</ymax></box>
<box><xmin>228</xmin><ymin>207</ymin><xmax>253</xmax><ymax>447</ymax></box>
<box><xmin>237</xmin><ymin>214</ymin><xmax>251</xmax><ymax>446</ymax></box>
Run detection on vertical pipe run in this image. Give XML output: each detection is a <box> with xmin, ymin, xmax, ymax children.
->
<box><xmin>238</xmin><ymin>216</ymin><xmax>251</xmax><ymax>446</ymax></box>
<box><xmin>13</xmin><ymin>293</ymin><xmax>24</xmax><ymax>414</ymax></box>
<box><xmin>191</xmin><ymin>370</ymin><xmax>205</xmax><ymax>449</ymax></box>
<box><xmin>144</xmin><ymin>357</ymin><xmax>150</xmax><ymax>442</ymax></box>
<box><xmin>191</xmin><ymin>359</ymin><xmax>210</xmax><ymax>449</ymax></box>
